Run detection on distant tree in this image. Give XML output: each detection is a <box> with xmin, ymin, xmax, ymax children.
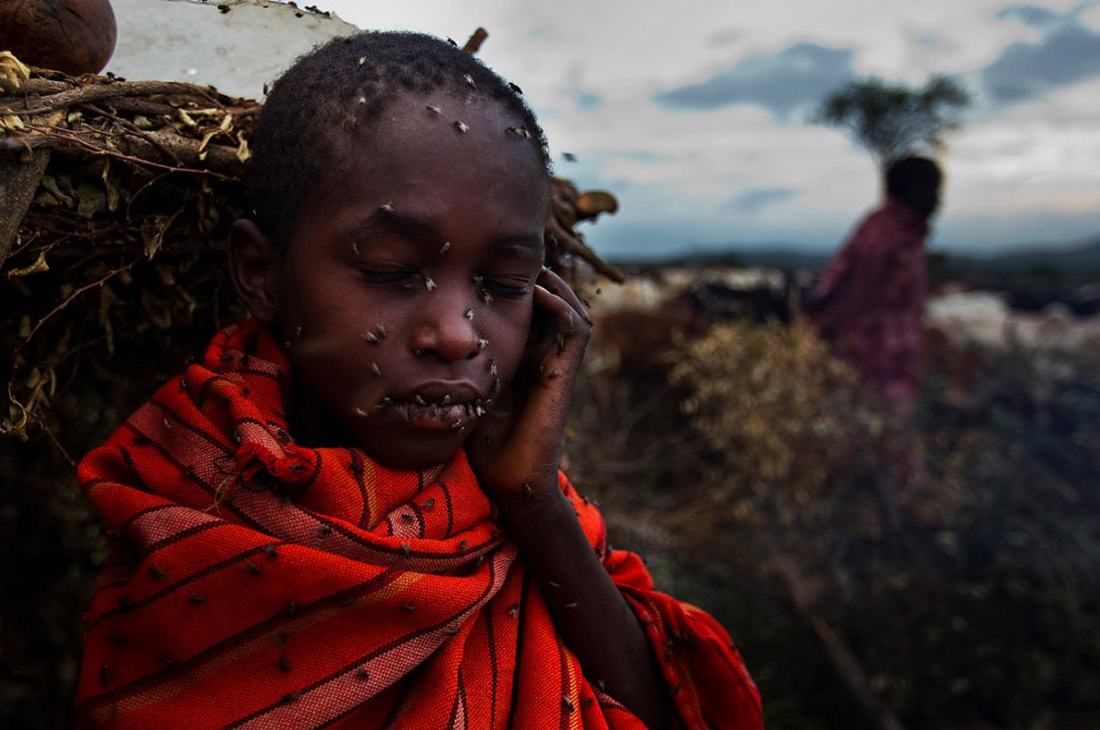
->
<box><xmin>814</xmin><ymin>75</ymin><xmax>972</xmax><ymax>167</ymax></box>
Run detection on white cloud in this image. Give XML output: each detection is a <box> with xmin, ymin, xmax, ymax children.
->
<box><xmin>311</xmin><ymin>0</ymin><xmax>1100</xmax><ymax>254</ymax></box>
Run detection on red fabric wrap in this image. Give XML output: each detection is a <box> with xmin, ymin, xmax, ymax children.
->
<box><xmin>75</xmin><ymin>320</ymin><xmax>762</xmax><ymax>729</ymax></box>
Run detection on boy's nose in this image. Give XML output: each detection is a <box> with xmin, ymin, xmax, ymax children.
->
<box><xmin>408</xmin><ymin>284</ymin><xmax>480</xmax><ymax>362</ymax></box>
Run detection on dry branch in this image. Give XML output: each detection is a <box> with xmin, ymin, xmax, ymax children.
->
<box><xmin>462</xmin><ymin>27</ymin><xmax>490</xmax><ymax>54</ymax></box>
<box><xmin>0</xmin><ymin>79</ymin><xmax>228</xmax><ymax>116</ymax></box>
<box><xmin>772</xmin><ymin>556</ymin><xmax>908</xmax><ymax>730</ymax></box>
<box><xmin>0</xmin><ymin>149</ymin><xmax>49</xmax><ymax>267</ymax></box>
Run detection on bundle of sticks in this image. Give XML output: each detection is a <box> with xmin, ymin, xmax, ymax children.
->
<box><xmin>0</xmin><ymin>51</ymin><xmax>622</xmax><ymax>444</ymax></box>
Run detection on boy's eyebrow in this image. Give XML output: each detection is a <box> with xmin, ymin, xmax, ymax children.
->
<box><xmin>349</xmin><ymin>208</ymin><xmax>438</xmax><ymax>240</ymax></box>
<box><xmin>491</xmin><ymin>232</ymin><xmax>545</xmax><ymax>256</ymax></box>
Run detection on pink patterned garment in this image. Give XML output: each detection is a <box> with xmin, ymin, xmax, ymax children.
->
<box><xmin>809</xmin><ymin>198</ymin><xmax>929</xmax><ymax>415</ymax></box>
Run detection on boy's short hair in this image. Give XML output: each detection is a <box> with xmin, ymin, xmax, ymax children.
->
<box><xmin>885</xmin><ymin>156</ymin><xmax>941</xmax><ymax>198</ymax></box>
<box><xmin>247</xmin><ymin>31</ymin><xmax>551</xmax><ymax>255</ymax></box>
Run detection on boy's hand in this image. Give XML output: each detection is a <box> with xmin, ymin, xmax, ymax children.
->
<box><xmin>466</xmin><ymin>269</ymin><xmax>670</xmax><ymax>729</ymax></box>
<box><xmin>467</xmin><ymin>267</ymin><xmax>590</xmax><ymax>497</ymax></box>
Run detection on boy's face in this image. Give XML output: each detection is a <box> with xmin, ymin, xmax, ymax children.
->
<box><xmin>266</xmin><ymin>91</ymin><xmax>549</xmax><ymax>469</ymax></box>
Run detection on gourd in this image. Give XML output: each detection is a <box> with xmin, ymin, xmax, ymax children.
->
<box><xmin>0</xmin><ymin>0</ymin><xmax>117</xmax><ymax>75</ymax></box>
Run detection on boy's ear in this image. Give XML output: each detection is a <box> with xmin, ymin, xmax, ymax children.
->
<box><xmin>228</xmin><ymin>219</ymin><xmax>281</xmax><ymax>324</ymax></box>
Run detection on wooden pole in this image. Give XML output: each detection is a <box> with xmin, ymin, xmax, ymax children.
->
<box><xmin>462</xmin><ymin>27</ymin><xmax>489</xmax><ymax>54</ymax></box>
<box><xmin>0</xmin><ymin>149</ymin><xmax>50</xmax><ymax>270</ymax></box>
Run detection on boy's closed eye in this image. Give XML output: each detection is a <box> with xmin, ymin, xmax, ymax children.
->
<box><xmin>357</xmin><ymin>266</ymin><xmax>420</xmax><ymax>286</ymax></box>
<box><xmin>479</xmin><ymin>275</ymin><xmax>534</xmax><ymax>299</ymax></box>
<box><xmin>477</xmin><ymin>235</ymin><xmax>545</xmax><ymax>299</ymax></box>
<box><xmin>355</xmin><ymin>263</ymin><xmax>534</xmax><ymax>298</ymax></box>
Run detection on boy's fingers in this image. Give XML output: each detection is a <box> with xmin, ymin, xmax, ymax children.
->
<box><xmin>533</xmin><ymin>285</ymin><xmax>588</xmax><ymax>362</ymax></box>
<box><xmin>533</xmin><ymin>269</ymin><xmax>592</xmax><ymax>345</ymax></box>
<box><xmin>536</xmin><ymin>267</ymin><xmax>590</xmax><ymax>323</ymax></box>
<box><xmin>471</xmin><ymin>271</ymin><xmax>593</xmax><ymax>494</ymax></box>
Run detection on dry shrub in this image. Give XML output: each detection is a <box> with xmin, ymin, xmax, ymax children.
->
<box><xmin>618</xmin><ymin>319</ymin><xmax>1100</xmax><ymax>729</ymax></box>
<box><xmin>566</xmin><ymin>315</ymin><xmax>904</xmax><ymax>730</ymax></box>
<box><xmin>667</xmin><ymin>317</ymin><xmax>891</xmax><ymax>546</ymax></box>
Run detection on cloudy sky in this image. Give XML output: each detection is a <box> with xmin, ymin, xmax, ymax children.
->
<box><xmin>312</xmin><ymin>0</ymin><xmax>1100</xmax><ymax>258</ymax></box>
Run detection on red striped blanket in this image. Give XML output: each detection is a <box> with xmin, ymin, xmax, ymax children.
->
<box><xmin>75</xmin><ymin>320</ymin><xmax>763</xmax><ymax>729</ymax></box>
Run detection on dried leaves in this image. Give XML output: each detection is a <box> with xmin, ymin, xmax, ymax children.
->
<box><xmin>547</xmin><ymin>178</ymin><xmax>624</xmax><ymax>284</ymax></box>
<box><xmin>0</xmin><ymin>52</ymin><xmax>31</xmax><ymax>94</ymax></box>
<box><xmin>0</xmin><ymin>66</ymin><xmax>253</xmax><ymax>440</ymax></box>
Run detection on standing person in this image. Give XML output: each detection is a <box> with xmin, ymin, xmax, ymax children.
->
<box><xmin>73</xmin><ymin>32</ymin><xmax>762</xmax><ymax>729</ymax></box>
<box><xmin>807</xmin><ymin>157</ymin><xmax>942</xmax><ymax>417</ymax></box>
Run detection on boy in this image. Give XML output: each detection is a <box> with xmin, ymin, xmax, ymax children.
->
<box><xmin>75</xmin><ymin>32</ymin><xmax>762</xmax><ymax>729</ymax></box>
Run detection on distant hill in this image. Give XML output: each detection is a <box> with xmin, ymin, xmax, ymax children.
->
<box><xmin>936</xmin><ymin>239</ymin><xmax>1100</xmax><ymax>279</ymax></box>
<box><xmin>609</xmin><ymin>247</ymin><xmax>830</xmax><ymax>273</ymax></box>
<box><xmin>610</xmin><ymin>238</ymin><xmax>1100</xmax><ymax>283</ymax></box>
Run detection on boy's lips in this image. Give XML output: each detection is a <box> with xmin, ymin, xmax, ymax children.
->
<box><xmin>391</xmin><ymin>381</ymin><xmax>483</xmax><ymax>404</ymax></box>
<box><xmin>365</xmin><ymin>382</ymin><xmax>489</xmax><ymax>431</ymax></box>
<box><xmin>383</xmin><ymin>400</ymin><xmax>486</xmax><ymax>430</ymax></box>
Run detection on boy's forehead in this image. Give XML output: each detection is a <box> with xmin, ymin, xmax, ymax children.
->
<box><xmin>291</xmin><ymin>88</ymin><xmax>549</xmax><ymax>254</ymax></box>
<box><xmin>371</xmin><ymin>91</ymin><xmax>536</xmax><ymax>162</ymax></box>
<box><xmin>328</xmin><ymin>90</ymin><xmax>547</xmax><ymax>202</ymax></box>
